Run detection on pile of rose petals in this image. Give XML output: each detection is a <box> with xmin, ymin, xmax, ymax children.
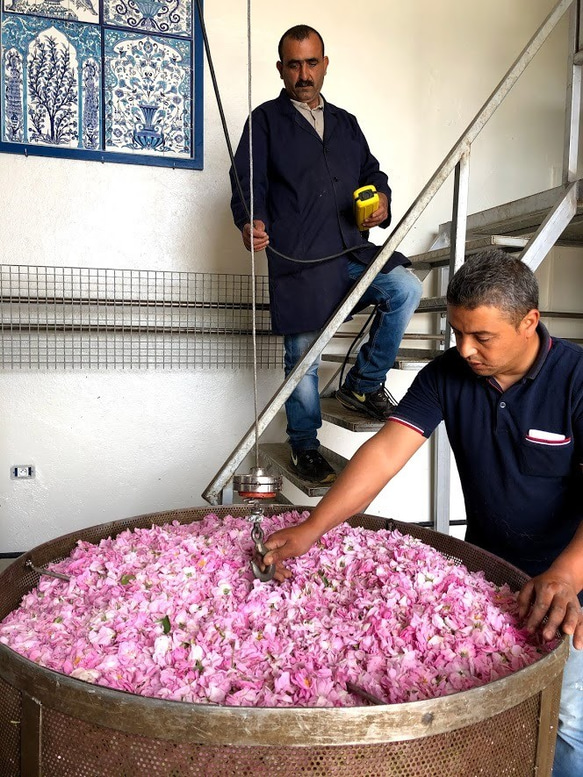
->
<box><xmin>0</xmin><ymin>512</ymin><xmax>552</xmax><ymax>707</ymax></box>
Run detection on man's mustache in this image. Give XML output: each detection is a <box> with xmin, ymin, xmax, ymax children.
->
<box><xmin>295</xmin><ymin>79</ymin><xmax>314</xmax><ymax>88</ymax></box>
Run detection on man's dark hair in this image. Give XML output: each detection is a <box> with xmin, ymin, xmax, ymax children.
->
<box><xmin>278</xmin><ymin>25</ymin><xmax>325</xmax><ymax>61</ymax></box>
<box><xmin>446</xmin><ymin>249</ymin><xmax>539</xmax><ymax>325</ymax></box>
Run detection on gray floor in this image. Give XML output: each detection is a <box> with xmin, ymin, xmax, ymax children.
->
<box><xmin>0</xmin><ymin>557</ymin><xmax>17</xmax><ymax>573</ymax></box>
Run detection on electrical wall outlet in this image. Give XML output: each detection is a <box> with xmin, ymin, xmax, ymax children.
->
<box><xmin>11</xmin><ymin>465</ymin><xmax>35</xmax><ymax>480</ymax></box>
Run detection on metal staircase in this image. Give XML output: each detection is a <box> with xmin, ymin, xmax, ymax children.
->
<box><xmin>203</xmin><ymin>0</ymin><xmax>583</xmax><ymax>519</ymax></box>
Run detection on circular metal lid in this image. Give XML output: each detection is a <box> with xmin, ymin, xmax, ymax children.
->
<box><xmin>233</xmin><ymin>466</ymin><xmax>282</xmax><ymax>496</ymax></box>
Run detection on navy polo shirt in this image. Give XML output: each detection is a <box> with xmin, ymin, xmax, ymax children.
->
<box><xmin>390</xmin><ymin>324</ymin><xmax>583</xmax><ymax>577</ymax></box>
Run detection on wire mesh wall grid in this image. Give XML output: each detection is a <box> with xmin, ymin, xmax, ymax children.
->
<box><xmin>0</xmin><ymin>265</ymin><xmax>283</xmax><ymax>369</ymax></box>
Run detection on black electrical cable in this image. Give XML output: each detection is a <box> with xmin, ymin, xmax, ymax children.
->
<box><xmin>193</xmin><ymin>0</ymin><xmax>378</xmax><ymax>265</ymax></box>
<box><xmin>338</xmin><ymin>307</ymin><xmax>376</xmax><ymax>389</ymax></box>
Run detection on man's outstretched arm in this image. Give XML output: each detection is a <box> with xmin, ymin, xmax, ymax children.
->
<box><xmin>263</xmin><ymin>420</ymin><xmax>427</xmax><ymax>579</ymax></box>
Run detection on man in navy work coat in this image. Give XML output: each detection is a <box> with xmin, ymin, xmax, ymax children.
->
<box><xmin>230</xmin><ymin>24</ymin><xmax>421</xmax><ymax>484</ymax></box>
<box><xmin>263</xmin><ymin>250</ymin><xmax>583</xmax><ymax>776</ymax></box>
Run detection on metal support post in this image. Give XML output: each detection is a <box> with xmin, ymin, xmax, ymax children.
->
<box><xmin>446</xmin><ymin>147</ymin><xmax>471</xmax><ymax>346</ymax></box>
<box><xmin>563</xmin><ymin>0</ymin><xmax>582</xmax><ymax>182</ymax></box>
<box><xmin>450</xmin><ymin>148</ymin><xmax>471</xmax><ymax>272</ymax></box>
<box><xmin>432</xmin><ymin>149</ymin><xmax>470</xmax><ymax>535</ymax></box>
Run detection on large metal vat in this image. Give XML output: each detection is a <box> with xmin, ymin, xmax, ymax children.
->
<box><xmin>0</xmin><ymin>505</ymin><xmax>568</xmax><ymax>776</ymax></box>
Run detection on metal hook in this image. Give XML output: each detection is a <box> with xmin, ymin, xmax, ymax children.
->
<box><xmin>232</xmin><ymin>467</ymin><xmax>281</xmax><ymax>582</ymax></box>
<box><xmin>250</xmin><ymin>523</ymin><xmax>275</xmax><ymax>582</ymax></box>
<box><xmin>25</xmin><ymin>559</ymin><xmax>71</xmax><ymax>582</ymax></box>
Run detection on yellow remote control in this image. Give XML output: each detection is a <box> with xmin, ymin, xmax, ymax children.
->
<box><xmin>353</xmin><ymin>185</ymin><xmax>380</xmax><ymax>230</ymax></box>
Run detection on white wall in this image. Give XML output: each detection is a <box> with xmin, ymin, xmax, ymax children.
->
<box><xmin>0</xmin><ymin>0</ymin><xmax>581</xmax><ymax>551</ymax></box>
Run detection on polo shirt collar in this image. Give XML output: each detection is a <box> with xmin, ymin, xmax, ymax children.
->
<box><xmin>524</xmin><ymin>322</ymin><xmax>552</xmax><ymax>380</ymax></box>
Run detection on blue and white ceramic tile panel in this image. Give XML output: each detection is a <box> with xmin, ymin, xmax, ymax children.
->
<box><xmin>105</xmin><ymin>30</ymin><xmax>191</xmax><ymax>157</ymax></box>
<box><xmin>0</xmin><ymin>0</ymin><xmax>202</xmax><ymax>167</ymax></box>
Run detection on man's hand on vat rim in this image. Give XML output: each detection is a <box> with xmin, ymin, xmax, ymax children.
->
<box><xmin>517</xmin><ymin>571</ymin><xmax>583</xmax><ymax>649</ymax></box>
<box><xmin>242</xmin><ymin>220</ymin><xmax>269</xmax><ymax>252</ymax></box>
<box><xmin>262</xmin><ymin>522</ymin><xmax>322</xmax><ymax>582</ymax></box>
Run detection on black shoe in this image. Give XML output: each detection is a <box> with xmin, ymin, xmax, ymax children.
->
<box><xmin>290</xmin><ymin>449</ymin><xmax>337</xmax><ymax>484</ymax></box>
<box><xmin>336</xmin><ymin>383</ymin><xmax>397</xmax><ymax>421</ymax></box>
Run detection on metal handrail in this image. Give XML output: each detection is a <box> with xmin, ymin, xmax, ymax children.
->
<box><xmin>203</xmin><ymin>0</ymin><xmax>575</xmax><ymax>504</ymax></box>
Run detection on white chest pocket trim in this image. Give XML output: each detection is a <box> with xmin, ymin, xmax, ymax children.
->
<box><xmin>527</xmin><ymin>429</ymin><xmax>571</xmax><ymax>446</ymax></box>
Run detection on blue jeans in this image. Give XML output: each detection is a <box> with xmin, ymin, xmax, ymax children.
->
<box><xmin>553</xmin><ymin>638</ymin><xmax>583</xmax><ymax>776</ymax></box>
<box><xmin>284</xmin><ymin>263</ymin><xmax>422</xmax><ymax>451</ymax></box>
<box><xmin>345</xmin><ymin>261</ymin><xmax>423</xmax><ymax>394</ymax></box>
<box><xmin>284</xmin><ymin>330</ymin><xmax>323</xmax><ymax>452</ymax></box>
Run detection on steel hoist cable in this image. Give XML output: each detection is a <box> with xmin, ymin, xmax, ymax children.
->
<box><xmin>246</xmin><ymin>0</ymin><xmax>260</xmax><ymax>469</ymax></box>
<box><xmin>225</xmin><ymin>0</ymin><xmax>281</xmax><ymax>582</ymax></box>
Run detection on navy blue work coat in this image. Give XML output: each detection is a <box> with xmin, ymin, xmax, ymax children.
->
<box><xmin>230</xmin><ymin>90</ymin><xmax>408</xmax><ymax>335</ymax></box>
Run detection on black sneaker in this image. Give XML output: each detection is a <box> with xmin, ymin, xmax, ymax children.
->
<box><xmin>290</xmin><ymin>449</ymin><xmax>337</xmax><ymax>484</ymax></box>
<box><xmin>336</xmin><ymin>383</ymin><xmax>397</xmax><ymax>421</ymax></box>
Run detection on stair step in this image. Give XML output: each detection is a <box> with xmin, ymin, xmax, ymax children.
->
<box><xmin>415</xmin><ymin>298</ymin><xmax>583</xmax><ymax>318</ymax></box>
<box><xmin>322</xmin><ymin>347</ymin><xmax>441</xmax><ymax>370</ymax></box>
<box><xmin>402</xmin><ymin>332</ymin><xmax>446</xmax><ymax>341</ymax></box>
<box><xmin>320</xmin><ymin>397</ymin><xmax>385</xmax><ymax>432</ymax></box>
<box><xmin>394</xmin><ymin>348</ymin><xmax>442</xmax><ymax>369</ymax></box>
<box><xmin>335</xmin><ymin>328</ymin><xmax>444</xmax><ymax>342</ymax></box>
<box><xmin>409</xmin><ymin>234</ymin><xmax>528</xmax><ymax>269</ymax></box>
<box><xmin>258</xmin><ymin>443</ymin><xmax>347</xmax><ymax>498</ymax></box>
<box><xmin>396</xmin><ymin>347</ymin><xmax>442</xmax><ymax>361</ymax></box>
<box><xmin>342</xmin><ymin>291</ymin><xmax>573</xmax><ymax>320</ymax></box>
<box><xmin>417</xmin><ymin>296</ymin><xmax>447</xmax><ymax>312</ymax></box>
<box><xmin>460</xmin><ymin>183</ymin><xmax>583</xmax><ymax>241</ymax></box>
<box><xmin>395</xmin><ymin>358</ymin><xmax>436</xmax><ymax>369</ymax></box>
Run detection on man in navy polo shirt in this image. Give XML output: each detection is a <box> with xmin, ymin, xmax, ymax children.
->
<box><xmin>263</xmin><ymin>249</ymin><xmax>583</xmax><ymax>776</ymax></box>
